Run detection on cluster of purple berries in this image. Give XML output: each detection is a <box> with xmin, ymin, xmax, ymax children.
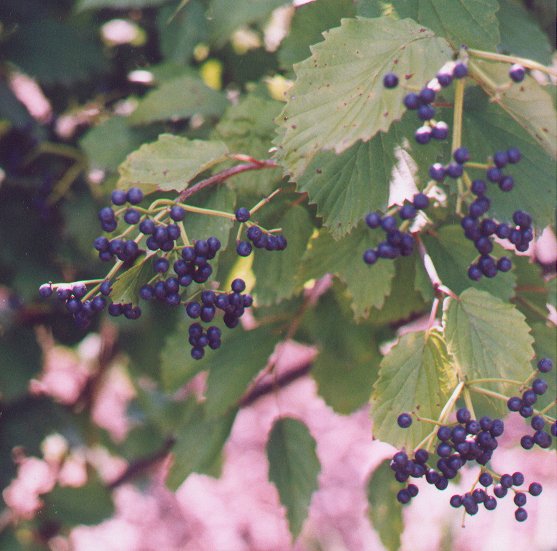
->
<box><xmin>393</xmin><ymin>407</ymin><xmax>544</xmax><ymax>521</ymax></box>
<box><xmin>362</xmin><ymin>193</ymin><xmax>429</xmax><ymax>265</ymax></box>
<box><xmin>506</xmin><ymin>358</ymin><xmax>556</xmax><ymax>449</ymax></box>
<box><xmin>38</xmin><ymin>281</ymin><xmax>108</xmax><ymax>329</ymax></box>
<box><xmin>461</xmin><ymin>147</ymin><xmax>534</xmax><ymax>280</ymax></box>
<box><xmin>188</xmin><ymin>323</ymin><xmax>222</xmax><ymax>360</ymax></box>
<box><xmin>97</xmin><ymin>187</ymin><xmax>144</xmax><ymax>233</ymax></box>
<box><xmin>235</xmin><ymin>208</ymin><xmax>288</xmax><ymax>257</ymax></box>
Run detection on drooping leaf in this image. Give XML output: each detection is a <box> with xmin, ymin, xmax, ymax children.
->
<box><xmin>469</xmin><ymin>60</ymin><xmax>557</xmax><ymax>159</ymax></box>
<box><xmin>214</xmin><ymin>94</ymin><xmax>283</xmax><ymax>195</ymax></box>
<box><xmin>303</xmin><ymin>289</ymin><xmax>380</xmax><ymax>414</ymax></box>
<box><xmin>275</xmin><ymin>17</ymin><xmax>452</xmax><ymax>178</ymax></box>
<box><xmin>117</xmin><ymin>134</ymin><xmax>229</xmax><ymax>193</ymax></box>
<box><xmin>443</xmin><ymin>288</ymin><xmax>535</xmax><ymax>398</ymax></box>
<box><xmin>367</xmin><ymin>460</ymin><xmax>403</xmax><ymax>551</ymax></box>
<box><xmin>496</xmin><ymin>0</ymin><xmax>553</xmax><ymax>65</ymax></box>
<box><xmin>297</xmin><ymin>225</ymin><xmax>396</xmax><ymax>320</ymax></box>
<box><xmin>267</xmin><ymin>418</ymin><xmax>320</xmax><ymax>540</ymax></box>
<box><xmin>252</xmin><ymin>202</ymin><xmax>314</xmax><ymax>305</ymax></box>
<box><xmin>278</xmin><ymin>0</ymin><xmax>356</xmax><ymax>69</ymax></box>
<box><xmin>421</xmin><ymin>225</ymin><xmax>516</xmax><ymax>301</ymax></box>
<box><xmin>462</xmin><ymin>88</ymin><xmax>556</xmax><ymax>230</ymax></box>
<box><xmin>43</xmin><ymin>479</ymin><xmax>114</xmax><ymax>525</ymax></box>
<box><xmin>204</xmin><ymin>327</ymin><xmax>280</xmax><ymax>418</ymax></box>
<box><xmin>207</xmin><ymin>0</ymin><xmax>289</xmax><ymax>46</ymax></box>
<box><xmin>80</xmin><ymin>116</ymin><xmax>155</xmax><ymax>172</ymax></box>
<box><xmin>371</xmin><ymin>330</ymin><xmax>456</xmax><ymax>450</ymax></box>
<box><xmin>128</xmin><ymin>75</ymin><xmax>228</xmax><ymax>126</ymax></box>
<box><xmin>167</xmin><ymin>404</ymin><xmax>237</xmax><ymax>490</ymax></box>
<box><xmin>76</xmin><ymin>0</ymin><xmax>170</xmax><ymax>10</ymax></box>
<box><xmin>385</xmin><ymin>0</ymin><xmax>501</xmax><ymax>50</ymax></box>
<box><xmin>110</xmin><ymin>257</ymin><xmax>153</xmax><ymax>306</ymax></box>
<box><xmin>296</xmin><ymin>111</ymin><xmax>448</xmax><ymax>239</ymax></box>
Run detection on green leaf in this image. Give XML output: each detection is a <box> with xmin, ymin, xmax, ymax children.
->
<box><xmin>512</xmin><ymin>256</ymin><xmax>550</xmax><ymax>324</ymax></box>
<box><xmin>443</xmin><ymin>288</ymin><xmax>535</xmax><ymax>397</ymax></box>
<box><xmin>167</xmin><ymin>404</ymin><xmax>237</xmax><ymax>490</ymax></box>
<box><xmin>367</xmin><ymin>460</ymin><xmax>403</xmax><ymax>551</ymax></box>
<box><xmin>204</xmin><ymin>327</ymin><xmax>280</xmax><ymax>418</ymax></box>
<box><xmin>422</xmin><ymin>225</ymin><xmax>516</xmax><ymax>301</ymax></box>
<box><xmin>128</xmin><ymin>75</ymin><xmax>228</xmax><ymax>126</ymax></box>
<box><xmin>496</xmin><ymin>0</ymin><xmax>553</xmax><ymax>65</ymax></box>
<box><xmin>3</xmin><ymin>19</ymin><xmax>105</xmax><ymax>84</ymax></box>
<box><xmin>298</xmin><ymin>225</ymin><xmax>396</xmax><ymax>320</ymax></box>
<box><xmin>252</xmin><ymin>203</ymin><xmax>314</xmax><ymax>305</ymax></box>
<box><xmin>386</xmin><ymin>0</ymin><xmax>500</xmax><ymax>50</ymax></box>
<box><xmin>275</xmin><ymin>17</ymin><xmax>452</xmax><ymax>178</ymax></box>
<box><xmin>278</xmin><ymin>0</ymin><xmax>356</xmax><ymax>69</ymax></box>
<box><xmin>267</xmin><ymin>418</ymin><xmax>320</xmax><ymax>540</ymax></box>
<box><xmin>158</xmin><ymin>0</ymin><xmax>208</xmax><ymax>64</ymax></box>
<box><xmin>110</xmin><ymin>257</ymin><xmax>153</xmax><ymax>306</ymax></box>
<box><xmin>296</xmin><ymin>112</ymin><xmax>448</xmax><ymax>239</ymax></box>
<box><xmin>117</xmin><ymin>134</ymin><xmax>229</xmax><ymax>193</ymax></box>
<box><xmin>462</xmin><ymin>89</ymin><xmax>556</xmax><ymax>229</ymax></box>
<box><xmin>43</xmin><ymin>479</ymin><xmax>114</xmax><ymax>525</ymax></box>
<box><xmin>531</xmin><ymin>322</ymin><xmax>557</xmax><ymax>417</ymax></box>
<box><xmin>214</xmin><ymin>94</ymin><xmax>283</xmax><ymax>195</ymax></box>
<box><xmin>469</xmin><ymin>60</ymin><xmax>557</xmax><ymax>159</ymax></box>
<box><xmin>207</xmin><ymin>0</ymin><xmax>289</xmax><ymax>46</ymax></box>
<box><xmin>80</xmin><ymin>116</ymin><xmax>154</xmax><ymax>172</ymax></box>
<box><xmin>548</xmin><ymin>278</ymin><xmax>557</xmax><ymax>308</ymax></box>
<box><xmin>371</xmin><ymin>330</ymin><xmax>456</xmax><ymax>449</ymax></box>
<box><xmin>303</xmin><ymin>289</ymin><xmax>380</xmax><ymax>414</ymax></box>
<box><xmin>76</xmin><ymin>0</ymin><xmax>171</xmax><ymax>11</ymax></box>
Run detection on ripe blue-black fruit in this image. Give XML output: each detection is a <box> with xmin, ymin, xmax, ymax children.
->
<box><xmin>383</xmin><ymin>73</ymin><xmax>399</xmax><ymax>88</ymax></box>
<box><xmin>397</xmin><ymin>413</ymin><xmax>412</xmax><ymax>428</ymax></box>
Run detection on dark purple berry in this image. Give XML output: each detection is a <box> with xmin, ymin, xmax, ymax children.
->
<box><xmin>237</xmin><ymin>241</ymin><xmax>252</xmax><ymax>257</ymax></box>
<box><xmin>436</xmin><ymin>71</ymin><xmax>452</xmax><ymax>87</ymax></box>
<box><xmin>515</xmin><ymin>508</ymin><xmax>528</xmax><ymax>522</ymax></box>
<box><xmin>126</xmin><ymin>187</ymin><xmax>143</xmax><ymax>205</ymax></box>
<box><xmin>413</xmin><ymin>193</ymin><xmax>429</xmax><ymax>210</ymax></box>
<box><xmin>532</xmin><ymin>378</ymin><xmax>548</xmax><ymax>395</ymax></box>
<box><xmin>170</xmin><ymin>205</ymin><xmax>185</xmax><ymax>221</ymax></box>
<box><xmin>453</xmin><ymin>63</ymin><xmax>468</xmax><ymax>78</ymax></box>
<box><xmin>507</xmin><ymin>147</ymin><xmax>521</xmax><ymax>163</ymax></box>
<box><xmin>397</xmin><ymin>413</ymin><xmax>412</xmax><ymax>428</ymax></box>
<box><xmin>479</xmin><ymin>472</ymin><xmax>493</xmax><ymax>487</ymax></box>
<box><xmin>529</xmin><ymin>482</ymin><xmax>542</xmax><ymax>496</ymax></box>
<box><xmin>498</xmin><ymin>176</ymin><xmax>514</xmax><ymax>192</ymax></box>
<box><xmin>235</xmin><ymin>207</ymin><xmax>251</xmax><ymax>222</ymax></box>
<box><xmin>492</xmin><ymin>151</ymin><xmax>509</xmax><ymax>168</ymax></box>
<box><xmin>453</xmin><ymin>147</ymin><xmax>470</xmax><ymax>164</ymax></box>
<box><xmin>399</xmin><ymin>204</ymin><xmax>417</xmax><ymax>220</ymax></box>
<box><xmin>471</xmin><ymin>179</ymin><xmax>486</xmax><ymax>196</ymax></box>
<box><xmin>124</xmin><ymin>209</ymin><xmax>140</xmax><ymax>225</ymax></box>
<box><xmin>363</xmin><ymin>249</ymin><xmax>378</xmax><ymax>265</ymax></box>
<box><xmin>383</xmin><ymin>73</ymin><xmax>399</xmax><ymax>88</ymax></box>
<box><xmin>509</xmin><ymin>64</ymin><xmax>526</xmax><ymax>83</ymax></box>
<box><xmin>537</xmin><ymin>358</ymin><xmax>553</xmax><ymax>373</ymax></box>
<box><xmin>111</xmin><ymin>189</ymin><xmax>127</xmax><ymax>205</ymax></box>
<box><xmin>468</xmin><ymin>264</ymin><xmax>482</xmax><ymax>281</ymax></box>
<box><xmin>521</xmin><ymin>435</ymin><xmax>534</xmax><ymax>449</ymax></box>
<box><xmin>431</xmin><ymin>122</ymin><xmax>449</xmax><ymax>140</ymax></box>
<box><xmin>450</xmin><ymin>495</ymin><xmax>462</xmax><ymax>508</ymax></box>
<box><xmin>446</xmin><ymin>162</ymin><xmax>463</xmax><ymax>178</ymax></box>
<box><xmin>403</xmin><ymin>93</ymin><xmax>420</xmax><ymax>110</ymax></box>
<box><xmin>415</xmin><ymin>126</ymin><xmax>432</xmax><ymax>144</ymax></box>
<box><xmin>497</xmin><ymin>257</ymin><xmax>512</xmax><ymax>272</ymax></box>
<box><xmin>486</xmin><ymin>167</ymin><xmax>502</xmax><ymax>182</ymax></box>
<box><xmin>418</xmin><ymin>104</ymin><xmax>435</xmax><ymax>120</ymax></box>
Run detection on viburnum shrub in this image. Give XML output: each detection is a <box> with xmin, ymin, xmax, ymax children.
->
<box><xmin>1</xmin><ymin>0</ymin><xmax>556</xmax><ymax>546</ymax></box>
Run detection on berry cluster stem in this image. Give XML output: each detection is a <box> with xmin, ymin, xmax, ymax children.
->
<box><xmin>468</xmin><ymin>49</ymin><xmax>557</xmax><ymax>78</ymax></box>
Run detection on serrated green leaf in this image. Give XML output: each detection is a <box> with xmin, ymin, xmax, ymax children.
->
<box><xmin>296</xmin><ymin>111</ymin><xmax>448</xmax><ymax>239</ymax></box>
<box><xmin>462</xmin><ymin>89</ymin><xmax>556</xmax><ymax>230</ymax></box>
<box><xmin>443</xmin><ymin>288</ymin><xmax>535</xmax><ymax>398</ymax></box>
<box><xmin>469</xmin><ymin>60</ymin><xmax>557</xmax><ymax>159</ymax></box>
<box><xmin>267</xmin><ymin>418</ymin><xmax>320</xmax><ymax>540</ymax></box>
<box><xmin>422</xmin><ymin>225</ymin><xmax>516</xmax><ymax>301</ymax></box>
<box><xmin>496</xmin><ymin>0</ymin><xmax>553</xmax><ymax>65</ymax></box>
<box><xmin>76</xmin><ymin>0</ymin><xmax>170</xmax><ymax>10</ymax></box>
<box><xmin>252</xmin><ymin>204</ymin><xmax>314</xmax><ymax>305</ymax></box>
<box><xmin>207</xmin><ymin>0</ymin><xmax>289</xmax><ymax>46</ymax></box>
<box><xmin>278</xmin><ymin>0</ymin><xmax>356</xmax><ymax>69</ymax></box>
<box><xmin>128</xmin><ymin>75</ymin><xmax>228</xmax><ymax>126</ymax></box>
<box><xmin>371</xmin><ymin>330</ymin><xmax>456</xmax><ymax>449</ymax></box>
<box><xmin>386</xmin><ymin>0</ymin><xmax>500</xmax><ymax>50</ymax></box>
<box><xmin>110</xmin><ymin>257</ymin><xmax>153</xmax><ymax>306</ymax></box>
<box><xmin>167</xmin><ymin>404</ymin><xmax>237</xmax><ymax>490</ymax></box>
<box><xmin>512</xmin><ymin>256</ymin><xmax>549</xmax><ymax>324</ymax></box>
<box><xmin>80</xmin><ymin>116</ymin><xmax>154</xmax><ymax>172</ymax></box>
<box><xmin>298</xmin><ymin>225</ymin><xmax>395</xmax><ymax>320</ymax></box>
<box><xmin>367</xmin><ymin>460</ymin><xmax>403</xmax><ymax>551</ymax></box>
<box><xmin>275</xmin><ymin>17</ymin><xmax>452</xmax><ymax>178</ymax></box>
<box><xmin>3</xmin><ymin>19</ymin><xmax>105</xmax><ymax>84</ymax></box>
<box><xmin>44</xmin><ymin>479</ymin><xmax>114</xmax><ymax>525</ymax></box>
<box><xmin>204</xmin><ymin>327</ymin><xmax>280</xmax><ymax>418</ymax></box>
<box><xmin>214</xmin><ymin>94</ymin><xmax>283</xmax><ymax>195</ymax></box>
<box><xmin>303</xmin><ymin>290</ymin><xmax>380</xmax><ymax>414</ymax></box>
<box><xmin>117</xmin><ymin>134</ymin><xmax>229</xmax><ymax>193</ymax></box>
<box><xmin>158</xmin><ymin>0</ymin><xmax>207</xmax><ymax>65</ymax></box>
<box><xmin>531</xmin><ymin>322</ymin><xmax>557</xmax><ymax>417</ymax></box>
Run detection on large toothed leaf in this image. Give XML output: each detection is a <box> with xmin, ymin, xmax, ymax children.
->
<box><xmin>267</xmin><ymin>418</ymin><xmax>320</xmax><ymax>540</ymax></box>
<box><xmin>469</xmin><ymin>60</ymin><xmax>557</xmax><ymax>159</ymax></box>
<box><xmin>422</xmin><ymin>225</ymin><xmax>516</xmax><ymax>301</ymax></box>
<box><xmin>298</xmin><ymin>225</ymin><xmax>395</xmax><ymax>320</ymax></box>
<box><xmin>371</xmin><ymin>330</ymin><xmax>456</xmax><ymax>450</ymax></box>
<box><xmin>443</xmin><ymin>288</ymin><xmax>535</xmax><ymax>397</ymax></box>
<box><xmin>462</xmin><ymin>88</ymin><xmax>556</xmax><ymax>230</ymax></box>
<box><xmin>296</xmin><ymin>111</ymin><xmax>448</xmax><ymax>239</ymax></box>
<box><xmin>117</xmin><ymin>134</ymin><xmax>229</xmax><ymax>193</ymax></box>
<box><xmin>275</xmin><ymin>17</ymin><xmax>452</xmax><ymax>178</ymax></box>
<box><xmin>129</xmin><ymin>75</ymin><xmax>228</xmax><ymax>126</ymax></box>
<box><xmin>367</xmin><ymin>460</ymin><xmax>403</xmax><ymax>551</ymax></box>
<box><xmin>383</xmin><ymin>0</ymin><xmax>500</xmax><ymax>50</ymax></box>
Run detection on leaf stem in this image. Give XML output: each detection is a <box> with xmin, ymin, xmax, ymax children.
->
<box><xmin>462</xmin><ymin>387</ymin><xmax>477</xmax><ymax>420</ymax></box>
<box><xmin>451</xmin><ymin>78</ymin><xmax>465</xmax><ymax>153</ymax></box>
<box><xmin>464</xmin><ymin>161</ymin><xmax>490</xmax><ymax>170</ymax></box>
<box><xmin>467</xmin><ymin>385</ymin><xmax>508</xmax><ymax>402</ymax></box>
<box><xmin>415</xmin><ymin>235</ymin><xmax>458</xmax><ymax>299</ymax></box>
<box><xmin>466</xmin><ymin>377</ymin><xmax>523</xmax><ymax>386</ymax></box>
<box><xmin>467</xmin><ymin>49</ymin><xmax>557</xmax><ymax>78</ymax></box>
